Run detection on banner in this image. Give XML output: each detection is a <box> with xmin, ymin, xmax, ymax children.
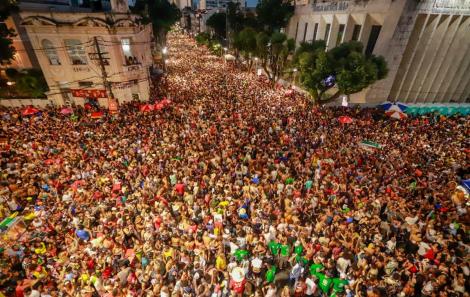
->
<box><xmin>108</xmin><ymin>99</ymin><xmax>118</xmax><ymax>113</ymax></box>
<box><xmin>71</xmin><ymin>89</ymin><xmax>107</xmax><ymax>98</ymax></box>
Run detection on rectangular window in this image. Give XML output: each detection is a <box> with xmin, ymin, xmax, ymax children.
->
<box><xmin>352</xmin><ymin>24</ymin><xmax>361</xmax><ymax>41</ymax></box>
<box><xmin>303</xmin><ymin>22</ymin><xmax>309</xmax><ymax>42</ymax></box>
<box><xmin>324</xmin><ymin>23</ymin><xmax>331</xmax><ymax>41</ymax></box>
<box><xmin>121</xmin><ymin>38</ymin><xmax>132</xmax><ymax>57</ymax></box>
<box><xmin>336</xmin><ymin>24</ymin><xmax>345</xmax><ymax>45</ymax></box>
<box><xmin>365</xmin><ymin>25</ymin><xmax>382</xmax><ymax>56</ymax></box>
<box><xmin>78</xmin><ymin>81</ymin><xmax>93</xmax><ymax>88</ymax></box>
<box><xmin>312</xmin><ymin>23</ymin><xmax>318</xmax><ymax>40</ymax></box>
<box><xmin>64</xmin><ymin>39</ymin><xmax>87</xmax><ymax>65</ymax></box>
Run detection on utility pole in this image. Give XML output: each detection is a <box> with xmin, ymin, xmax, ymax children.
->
<box><xmin>90</xmin><ymin>37</ymin><xmax>117</xmax><ymax>109</ymax></box>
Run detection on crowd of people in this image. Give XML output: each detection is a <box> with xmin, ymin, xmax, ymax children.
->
<box><xmin>0</xmin><ymin>30</ymin><xmax>469</xmax><ymax>297</ymax></box>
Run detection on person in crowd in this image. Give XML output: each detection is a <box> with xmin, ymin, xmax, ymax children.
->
<box><xmin>0</xmin><ymin>29</ymin><xmax>468</xmax><ymax>297</ymax></box>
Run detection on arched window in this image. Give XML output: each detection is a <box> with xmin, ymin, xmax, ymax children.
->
<box><xmin>42</xmin><ymin>39</ymin><xmax>60</xmax><ymax>65</ymax></box>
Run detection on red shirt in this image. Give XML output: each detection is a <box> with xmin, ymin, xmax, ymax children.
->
<box><xmin>102</xmin><ymin>267</ymin><xmax>112</xmax><ymax>279</ymax></box>
<box><xmin>230</xmin><ymin>279</ymin><xmax>246</xmax><ymax>294</ymax></box>
<box><xmin>175</xmin><ymin>183</ymin><xmax>185</xmax><ymax>195</ymax></box>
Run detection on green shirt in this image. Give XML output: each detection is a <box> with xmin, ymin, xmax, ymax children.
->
<box><xmin>318</xmin><ymin>273</ymin><xmax>333</xmax><ymax>294</ymax></box>
<box><xmin>265</xmin><ymin>266</ymin><xmax>276</xmax><ymax>283</ymax></box>
<box><xmin>309</xmin><ymin>263</ymin><xmax>324</xmax><ymax>276</ymax></box>
<box><xmin>268</xmin><ymin>241</ymin><xmax>280</xmax><ymax>256</ymax></box>
<box><xmin>305</xmin><ymin>180</ymin><xmax>313</xmax><ymax>189</ymax></box>
<box><xmin>332</xmin><ymin>278</ymin><xmax>349</xmax><ymax>293</ymax></box>
<box><xmin>294</xmin><ymin>244</ymin><xmax>303</xmax><ymax>255</ymax></box>
<box><xmin>280</xmin><ymin>244</ymin><xmax>290</xmax><ymax>257</ymax></box>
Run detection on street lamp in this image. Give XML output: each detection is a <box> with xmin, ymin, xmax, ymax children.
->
<box><xmin>293</xmin><ymin>68</ymin><xmax>298</xmax><ymax>85</ymax></box>
<box><xmin>162</xmin><ymin>47</ymin><xmax>168</xmax><ymax>72</ymax></box>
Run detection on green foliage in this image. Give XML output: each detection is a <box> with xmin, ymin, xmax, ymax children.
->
<box><xmin>0</xmin><ymin>0</ymin><xmax>18</xmax><ymax>64</ymax></box>
<box><xmin>233</xmin><ymin>27</ymin><xmax>257</xmax><ymax>57</ymax></box>
<box><xmin>291</xmin><ymin>40</ymin><xmax>326</xmax><ymax>65</ymax></box>
<box><xmin>207</xmin><ymin>12</ymin><xmax>226</xmax><ymax>39</ymax></box>
<box><xmin>194</xmin><ymin>33</ymin><xmax>224</xmax><ymax>56</ymax></box>
<box><xmin>195</xmin><ymin>32</ymin><xmax>212</xmax><ymax>46</ymax></box>
<box><xmin>0</xmin><ymin>68</ymin><xmax>48</xmax><ymax>98</ymax></box>
<box><xmin>370</xmin><ymin>55</ymin><xmax>388</xmax><ymax>79</ymax></box>
<box><xmin>226</xmin><ymin>2</ymin><xmax>244</xmax><ymax>34</ymax></box>
<box><xmin>256</xmin><ymin>0</ymin><xmax>294</xmax><ymax>33</ymax></box>
<box><xmin>255</xmin><ymin>31</ymin><xmax>295</xmax><ymax>86</ymax></box>
<box><xmin>133</xmin><ymin>0</ymin><xmax>181</xmax><ymax>45</ymax></box>
<box><xmin>293</xmin><ymin>40</ymin><xmax>388</xmax><ymax>104</ymax></box>
<box><xmin>233</xmin><ymin>27</ymin><xmax>258</xmax><ymax>70</ymax></box>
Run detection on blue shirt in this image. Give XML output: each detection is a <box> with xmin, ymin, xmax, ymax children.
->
<box><xmin>75</xmin><ymin>229</ymin><xmax>90</xmax><ymax>240</ymax></box>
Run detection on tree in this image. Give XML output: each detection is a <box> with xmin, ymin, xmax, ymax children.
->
<box><xmin>132</xmin><ymin>0</ymin><xmax>181</xmax><ymax>47</ymax></box>
<box><xmin>226</xmin><ymin>2</ymin><xmax>244</xmax><ymax>34</ymax></box>
<box><xmin>195</xmin><ymin>32</ymin><xmax>212</xmax><ymax>46</ymax></box>
<box><xmin>256</xmin><ymin>0</ymin><xmax>294</xmax><ymax>33</ymax></box>
<box><xmin>255</xmin><ymin>31</ymin><xmax>295</xmax><ymax>87</ymax></box>
<box><xmin>206</xmin><ymin>12</ymin><xmax>226</xmax><ymax>40</ymax></box>
<box><xmin>233</xmin><ymin>27</ymin><xmax>257</xmax><ymax>70</ymax></box>
<box><xmin>16</xmin><ymin>69</ymin><xmax>48</xmax><ymax>98</ymax></box>
<box><xmin>293</xmin><ymin>40</ymin><xmax>388</xmax><ymax>104</ymax></box>
<box><xmin>0</xmin><ymin>0</ymin><xmax>18</xmax><ymax>65</ymax></box>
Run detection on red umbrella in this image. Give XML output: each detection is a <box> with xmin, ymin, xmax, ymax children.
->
<box><xmin>338</xmin><ymin>116</ymin><xmax>353</xmax><ymax>124</ymax></box>
<box><xmin>140</xmin><ymin>104</ymin><xmax>154</xmax><ymax>112</ymax></box>
<box><xmin>154</xmin><ymin>103</ymin><xmax>164</xmax><ymax>111</ymax></box>
<box><xmin>22</xmin><ymin>106</ymin><xmax>39</xmax><ymax>116</ymax></box>
<box><xmin>60</xmin><ymin>107</ymin><xmax>73</xmax><ymax>115</ymax></box>
<box><xmin>90</xmin><ymin>111</ymin><xmax>104</xmax><ymax>119</ymax></box>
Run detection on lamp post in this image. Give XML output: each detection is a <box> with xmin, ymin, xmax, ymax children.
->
<box><xmin>162</xmin><ymin>47</ymin><xmax>168</xmax><ymax>72</ymax></box>
<box><xmin>293</xmin><ymin>68</ymin><xmax>298</xmax><ymax>85</ymax></box>
<box><xmin>254</xmin><ymin>57</ymin><xmax>258</xmax><ymax>75</ymax></box>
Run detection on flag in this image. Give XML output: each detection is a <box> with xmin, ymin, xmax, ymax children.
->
<box><xmin>359</xmin><ymin>140</ymin><xmax>382</xmax><ymax>150</ymax></box>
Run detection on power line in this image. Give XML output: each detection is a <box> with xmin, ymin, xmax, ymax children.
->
<box><xmin>12</xmin><ymin>40</ymin><xmax>94</xmax><ymax>52</ymax></box>
<box><xmin>90</xmin><ymin>36</ymin><xmax>115</xmax><ymax>101</ymax></box>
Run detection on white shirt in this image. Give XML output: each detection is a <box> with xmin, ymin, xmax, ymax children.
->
<box><xmin>305</xmin><ymin>278</ymin><xmax>317</xmax><ymax>295</ymax></box>
<box><xmin>265</xmin><ymin>287</ymin><xmax>277</xmax><ymax>297</ymax></box>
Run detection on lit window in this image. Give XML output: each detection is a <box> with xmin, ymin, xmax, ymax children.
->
<box><xmin>121</xmin><ymin>38</ymin><xmax>132</xmax><ymax>57</ymax></box>
<box><xmin>42</xmin><ymin>39</ymin><xmax>60</xmax><ymax>65</ymax></box>
<box><xmin>64</xmin><ymin>39</ymin><xmax>87</xmax><ymax>65</ymax></box>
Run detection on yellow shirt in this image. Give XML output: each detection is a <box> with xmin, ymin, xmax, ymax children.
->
<box><xmin>215</xmin><ymin>256</ymin><xmax>226</xmax><ymax>270</ymax></box>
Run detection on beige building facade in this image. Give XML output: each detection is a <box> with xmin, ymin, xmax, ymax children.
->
<box><xmin>287</xmin><ymin>0</ymin><xmax>470</xmax><ymax>104</ymax></box>
<box><xmin>17</xmin><ymin>0</ymin><xmax>153</xmax><ymax>107</ymax></box>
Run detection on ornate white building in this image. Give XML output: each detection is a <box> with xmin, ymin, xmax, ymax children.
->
<box><xmin>15</xmin><ymin>0</ymin><xmax>153</xmax><ymax>106</ymax></box>
<box><xmin>287</xmin><ymin>0</ymin><xmax>470</xmax><ymax>104</ymax></box>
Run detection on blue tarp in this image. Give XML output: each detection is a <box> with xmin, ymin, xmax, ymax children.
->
<box><xmin>462</xmin><ymin>180</ymin><xmax>470</xmax><ymax>194</ymax></box>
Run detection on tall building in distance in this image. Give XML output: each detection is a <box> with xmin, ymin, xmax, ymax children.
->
<box><xmin>199</xmin><ymin>0</ymin><xmax>245</xmax><ymax>10</ymax></box>
<box><xmin>2</xmin><ymin>0</ymin><xmax>153</xmax><ymax>106</ymax></box>
<box><xmin>287</xmin><ymin>0</ymin><xmax>470</xmax><ymax>104</ymax></box>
